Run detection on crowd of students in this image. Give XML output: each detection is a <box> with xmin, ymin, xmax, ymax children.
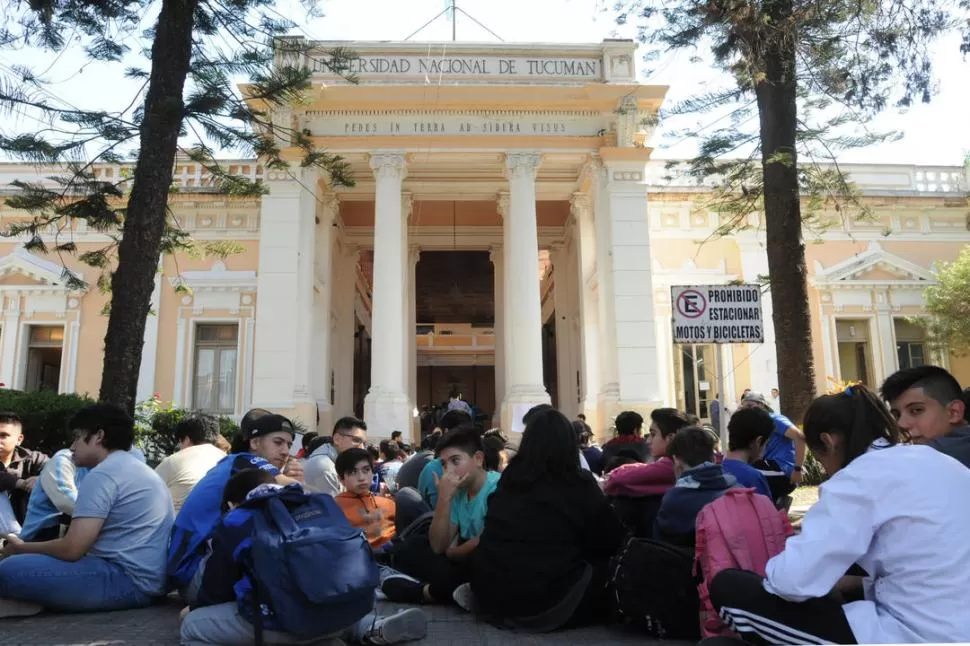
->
<box><xmin>0</xmin><ymin>364</ymin><xmax>968</xmax><ymax>644</ymax></box>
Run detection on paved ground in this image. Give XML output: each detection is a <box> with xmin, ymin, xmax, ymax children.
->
<box><xmin>0</xmin><ymin>598</ymin><xmax>676</xmax><ymax>645</ymax></box>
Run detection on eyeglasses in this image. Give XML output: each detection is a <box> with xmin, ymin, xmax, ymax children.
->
<box><xmin>337</xmin><ymin>431</ymin><xmax>365</xmax><ymax>445</ymax></box>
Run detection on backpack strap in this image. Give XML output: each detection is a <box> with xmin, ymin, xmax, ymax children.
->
<box><xmin>263</xmin><ymin>496</ymin><xmax>302</xmax><ymax>537</ymax></box>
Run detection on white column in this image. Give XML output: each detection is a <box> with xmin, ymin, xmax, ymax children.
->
<box><xmin>407</xmin><ymin>244</ymin><xmax>420</xmax><ymax>422</ymax></box>
<box><xmin>0</xmin><ymin>299</ymin><xmax>21</xmax><ymax>388</ymax></box>
<box><xmin>502</xmin><ymin>152</ymin><xmax>551</xmax><ymax>424</ymax></box>
<box><xmin>173</xmin><ymin>317</ymin><xmax>187</xmax><ymax>406</ymax></box>
<box><xmin>136</xmin><ymin>272</ymin><xmax>161</xmax><ymax>402</ymax></box>
<box><xmin>599</xmin><ymin>156</ymin><xmax>663</xmax><ymax>408</ymax></box>
<box><xmin>364</xmin><ymin>152</ymin><xmax>411</xmax><ymax>439</ymax></box>
<box><xmin>401</xmin><ymin>195</ymin><xmax>413</xmax><ymax>398</ymax></box>
<box><xmin>313</xmin><ymin>195</ymin><xmax>338</xmax><ymax>432</ymax></box>
<box><xmin>592</xmin><ymin>163</ymin><xmax>621</xmax><ymax>405</ymax></box>
<box><xmin>572</xmin><ymin>193</ymin><xmax>601</xmax><ymax>422</ymax></box>
<box><xmin>489</xmin><ymin>244</ymin><xmax>506</xmax><ymax>423</ymax></box>
<box><xmin>252</xmin><ymin>168</ymin><xmax>319</xmax><ymax>420</ymax></box>
<box><xmin>331</xmin><ymin>244</ymin><xmax>359</xmax><ymax>418</ymax></box>
<box><xmin>497</xmin><ymin>194</ymin><xmax>513</xmax><ymax>424</ymax></box>
<box><xmin>738</xmin><ymin>237</ymin><xmax>779</xmax><ymax>394</ymax></box>
<box><xmin>874</xmin><ymin>292</ymin><xmax>898</xmax><ymax>384</ymax></box>
<box><xmin>66</xmin><ymin>314</ymin><xmax>81</xmax><ymax>393</ymax></box>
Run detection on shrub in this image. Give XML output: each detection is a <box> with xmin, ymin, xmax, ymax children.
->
<box><xmin>801</xmin><ymin>452</ymin><xmax>828</xmax><ymax>486</ymax></box>
<box><xmin>0</xmin><ymin>389</ymin><xmax>96</xmax><ymax>455</ymax></box>
<box><xmin>137</xmin><ymin>400</ymin><xmax>239</xmax><ymax>467</ymax></box>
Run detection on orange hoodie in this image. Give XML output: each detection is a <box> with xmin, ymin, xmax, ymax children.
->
<box><xmin>335</xmin><ymin>491</ymin><xmax>396</xmax><ymax>549</ymax></box>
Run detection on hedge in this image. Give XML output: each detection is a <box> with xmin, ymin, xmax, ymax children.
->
<box><xmin>0</xmin><ymin>390</ymin><xmax>96</xmax><ymax>455</ymax></box>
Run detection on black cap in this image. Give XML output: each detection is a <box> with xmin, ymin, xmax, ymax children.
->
<box><xmin>241</xmin><ymin>408</ymin><xmax>295</xmax><ymax>439</ymax></box>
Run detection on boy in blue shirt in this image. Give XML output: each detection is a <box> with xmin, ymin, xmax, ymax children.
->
<box><xmin>181</xmin><ymin>470</ymin><xmax>427</xmax><ymax>645</ymax></box>
<box><xmin>380</xmin><ymin>426</ymin><xmax>498</xmax><ymax>607</ymax></box>
<box><xmin>720</xmin><ymin>407</ymin><xmax>774</xmax><ymax>500</ymax></box>
<box><xmin>740</xmin><ymin>391</ymin><xmax>806</xmax><ymax>501</ymax></box>
<box><xmin>168</xmin><ymin>409</ymin><xmax>298</xmax><ymax>602</ymax></box>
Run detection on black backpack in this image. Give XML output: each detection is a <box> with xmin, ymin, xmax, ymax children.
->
<box><xmin>608</xmin><ymin>537</ymin><xmax>701</xmax><ymax>640</ymax></box>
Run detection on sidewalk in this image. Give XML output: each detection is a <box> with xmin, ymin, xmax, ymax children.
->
<box><xmin>0</xmin><ymin>598</ymin><xmax>680</xmax><ymax>645</ymax></box>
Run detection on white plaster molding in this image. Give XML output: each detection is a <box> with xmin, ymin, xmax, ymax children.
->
<box><xmin>171</xmin><ymin>261</ymin><xmax>257</xmax><ymax>314</ymax></box>
<box><xmin>173</xmin><ymin>317</ymin><xmax>187</xmax><ymax>406</ymax></box>
<box><xmin>813</xmin><ymin>241</ymin><xmax>935</xmax><ymax>287</ymax></box>
<box><xmin>504</xmin><ymin>152</ymin><xmax>542</xmax><ymax>180</ymax></box>
<box><xmin>369</xmin><ymin>152</ymin><xmax>408</xmax><ymax>180</ymax></box>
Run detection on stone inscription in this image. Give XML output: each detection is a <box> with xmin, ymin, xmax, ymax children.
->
<box><xmin>310</xmin><ymin>54</ymin><xmax>601</xmax><ymax>80</ymax></box>
<box><xmin>308</xmin><ymin>115</ymin><xmax>606</xmax><ymax>137</ymax></box>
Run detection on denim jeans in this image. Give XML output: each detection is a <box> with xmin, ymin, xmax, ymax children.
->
<box><xmin>0</xmin><ymin>554</ymin><xmax>154</xmax><ymax>612</ymax></box>
<box><xmin>180</xmin><ymin>602</ymin><xmax>376</xmax><ymax>645</ymax></box>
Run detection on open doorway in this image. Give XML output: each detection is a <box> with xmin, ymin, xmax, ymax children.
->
<box><xmin>24</xmin><ymin>325</ymin><xmax>63</xmax><ymax>392</ymax></box>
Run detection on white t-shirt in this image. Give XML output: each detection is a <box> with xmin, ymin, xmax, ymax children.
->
<box><xmin>154</xmin><ymin>443</ymin><xmax>227</xmax><ymax>512</ymax></box>
<box><xmin>764</xmin><ymin>441</ymin><xmax>970</xmax><ymax>643</ymax></box>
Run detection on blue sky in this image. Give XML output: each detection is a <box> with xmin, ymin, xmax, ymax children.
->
<box><xmin>2</xmin><ymin>0</ymin><xmax>967</xmax><ymax>166</ymax></box>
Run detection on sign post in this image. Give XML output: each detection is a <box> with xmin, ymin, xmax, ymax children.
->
<box><xmin>671</xmin><ymin>284</ymin><xmax>764</xmax><ymax>449</ymax></box>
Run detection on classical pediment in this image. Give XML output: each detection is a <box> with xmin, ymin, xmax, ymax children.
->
<box><xmin>813</xmin><ymin>241</ymin><xmax>935</xmax><ymax>285</ymax></box>
<box><xmin>0</xmin><ymin>246</ymin><xmax>84</xmax><ymax>290</ymax></box>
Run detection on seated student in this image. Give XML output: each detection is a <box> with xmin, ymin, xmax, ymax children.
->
<box><xmin>710</xmin><ymin>384</ymin><xmax>970</xmax><ymax>644</ymax></box>
<box><xmin>574</xmin><ymin>420</ymin><xmax>604</xmax><ymax>476</ymax></box>
<box><xmin>181</xmin><ymin>470</ymin><xmax>427</xmax><ymax>646</ymax></box>
<box><xmin>380</xmin><ymin>426</ymin><xmax>499</xmax><ymax>606</ymax></box>
<box><xmin>155</xmin><ymin>415</ymin><xmax>228</xmax><ymax>512</ymax></box>
<box><xmin>0</xmin><ymin>412</ymin><xmax>49</xmax><ymax>528</ymax></box>
<box><xmin>881</xmin><ymin>365</ymin><xmax>970</xmax><ymax>467</ymax></box>
<box><xmin>20</xmin><ymin>449</ymin><xmax>89</xmax><ymax>542</ymax></box>
<box><xmin>416</xmin><ymin>410</ymin><xmax>473</xmax><ymax>507</ymax></box>
<box><xmin>395</xmin><ymin>434</ymin><xmax>437</xmax><ymax>492</ymax></box>
<box><xmin>168</xmin><ymin>409</ymin><xmax>297</xmax><ymax>603</ymax></box>
<box><xmin>304</xmin><ymin>416</ymin><xmax>369</xmax><ymax>497</ymax></box>
<box><xmin>605</xmin><ymin>408</ymin><xmax>691</xmax><ymax>497</ymax></box>
<box><xmin>600</xmin><ymin>411</ymin><xmax>651</xmax><ymax>466</ymax></box>
<box><xmin>654</xmin><ymin>426</ymin><xmax>736</xmax><ymax>547</ymax></box>
<box><xmin>471</xmin><ymin>408</ymin><xmax>625</xmax><ymax>630</ymax></box>
<box><xmin>739</xmin><ymin>391</ymin><xmax>807</xmax><ymax>501</ymax></box>
<box><xmin>0</xmin><ymin>404</ymin><xmax>174</xmax><ymax>615</ymax></box>
<box><xmin>720</xmin><ymin>407</ymin><xmax>774</xmax><ymax>499</ymax></box>
<box><xmin>335</xmin><ymin>448</ymin><xmax>396</xmax><ymax>550</ymax></box>
<box><xmin>379</xmin><ymin>440</ymin><xmax>407</xmax><ymax>492</ymax></box>
<box><xmin>482</xmin><ymin>429</ymin><xmax>511</xmax><ymax>472</ymax></box>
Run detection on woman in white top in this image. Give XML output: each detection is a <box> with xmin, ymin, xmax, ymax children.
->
<box><xmin>709</xmin><ymin>383</ymin><xmax>970</xmax><ymax>645</ymax></box>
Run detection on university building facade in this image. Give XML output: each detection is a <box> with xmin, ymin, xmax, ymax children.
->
<box><xmin>0</xmin><ymin>39</ymin><xmax>967</xmax><ymax>439</ymax></box>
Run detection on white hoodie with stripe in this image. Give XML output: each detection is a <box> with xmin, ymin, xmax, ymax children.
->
<box><xmin>764</xmin><ymin>440</ymin><xmax>970</xmax><ymax>644</ymax></box>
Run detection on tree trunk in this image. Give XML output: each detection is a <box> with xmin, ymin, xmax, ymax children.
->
<box><xmin>99</xmin><ymin>0</ymin><xmax>198</xmax><ymax>414</ymax></box>
<box><xmin>754</xmin><ymin>0</ymin><xmax>816</xmax><ymax>424</ymax></box>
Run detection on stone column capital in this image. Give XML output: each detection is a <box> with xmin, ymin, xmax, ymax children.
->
<box><xmin>569</xmin><ymin>193</ymin><xmax>593</xmax><ymax>220</ymax></box>
<box><xmin>488</xmin><ymin>244</ymin><xmax>503</xmax><ymax>264</ymax></box>
<box><xmin>408</xmin><ymin>244</ymin><xmax>421</xmax><ymax>266</ymax></box>
<box><xmin>369</xmin><ymin>152</ymin><xmax>408</xmax><ymax>181</ymax></box>
<box><xmin>496</xmin><ymin>192</ymin><xmax>510</xmax><ymax>221</ymax></box>
<box><xmin>401</xmin><ymin>192</ymin><xmax>413</xmax><ymax>222</ymax></box>
<box><xmin>504</xmin><ymin>152</ymin><xmax>542</xmax><ymax>181</ymax></box>
<box><xmin>318</xmin><ymin>193</ymin><xmax>340</xmax><ymax>224</ymax></box>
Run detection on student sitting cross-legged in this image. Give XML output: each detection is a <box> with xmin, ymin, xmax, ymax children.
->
<box><xmin>471</xmin><ymin>407</ymin><xmax>626</xmax><ymax>631</ymax></box>
<box><xmin>380</xmin><ymin>425</ymin><xmax>498</xmax><ymax>607</ymax></box>
<box><xmin>720</xmin><ymin>407</ymin><xmax>774</xmax><ymax>499</ymax></box>
<box><xmin>180</xmin><ymin>470</ymin><xmax>427</xmax><ymax>645</ymax></box>
<box><xmin>654</xmin><ymin>425</ymin><xmax>736</xmax><ymax>547</ymax></box>
<box><xmin>335</xmin><ymin>448</ymin><xmax>396</xmax><ymax>550</ymax></box>
<box><xmin>0</xmin><ymin>404</ymin><xmax>174</xmax><ymax>617</ymax></box>
<box><xmin>710</xmin><ymin>384</ymin><xmax>970</xmax><ymax>644</ymax></box>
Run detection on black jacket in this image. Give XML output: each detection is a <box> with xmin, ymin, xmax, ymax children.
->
<box><xmin>930</xmin><ymin>425</ymin><xmax>970</xmax><ymax>470</ymax></box>
<box><xmin>0</xmin><ymin>446</ymin><xmax>49</xmax><ymax>525</ymax></box>
<box><xmin>471</xmin><ymin>470</ymin><xmax>625</xmax><ymax>618</ymax></box>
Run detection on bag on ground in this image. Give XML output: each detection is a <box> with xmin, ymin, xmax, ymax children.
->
<box><xmin>243</xmin><ymin>487</ymin><xmax>379</xmax><ymax>637</ymax></box>
<box><xmin>608</xmin><ymin>536</ymin><xmax>701</xmax><ymax>639</ymax></box>
<box><xmin>694</xmin><ymin>487</ymin><xmax>793</xmax><ymax>638</ymax></box>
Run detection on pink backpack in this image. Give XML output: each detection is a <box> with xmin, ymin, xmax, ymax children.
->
<box><xmin>694</xmin><ymin>488</ymin><xmax>793</xmax><ymax>638</ymax></box>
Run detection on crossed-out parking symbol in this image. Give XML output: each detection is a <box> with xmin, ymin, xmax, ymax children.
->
<box><xmin>676</xmin><ymin>289</ymin><xmax>707</xmax><ymax>319</ymax></box>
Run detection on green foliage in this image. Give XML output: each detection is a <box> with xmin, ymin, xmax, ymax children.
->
<box><xmin>918</xmin><ymin>244</ymin><xmax>970</xmax><ymax>353</ymax></box>
<box><xmin>0</xmin><ymin>389</ymin><xmax>95</xmax><ymax>455</ymax></box>
<box><xmin>134</xmin><ymin>394</ymin><xmax>239</xmax><ymax>466</ymax></box>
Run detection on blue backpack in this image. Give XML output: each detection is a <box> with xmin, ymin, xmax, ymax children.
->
<box><xmin>242</xmin><ymin>487</ymin><xmax>378</xmax><ymax>640</ymax></box>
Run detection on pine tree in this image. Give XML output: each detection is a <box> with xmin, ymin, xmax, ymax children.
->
<box><xmin>614</xmin><ymin>0</ymin><xmax>968</xmax><ymax>422</ymax></box>
<box><xmin>0</xmin><ymin>0</ymin><xmax>355</xmax><ymax>413</ymax></box>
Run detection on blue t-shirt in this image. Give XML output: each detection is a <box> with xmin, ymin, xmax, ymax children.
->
<box><xmin>764</xmin><ymin>412</ymin><xmax>796</xmax><ymax>475</ymax></box>
<box><xmin>418</xmin><ymin>458</ymin><xmax>444</xmax><ymax>507</ymax></box>
<box><xmin>720</xmin><ymin>459</ymin><xmax>772</xmax><ymax>499</ymax></box>
<box><xmin>167</xmin><ymin>453</ymin><xmax>278</xmax><ymax>587</ymax></box>
<box><xmin>74</xmin><ymin>450</ymin><xmax>174</xmax><ymax>595</ymax></box>
<box><xmin>449</xmin><ymin>470</ymin><xmax>500</xmax><ymax>541</ymax></box>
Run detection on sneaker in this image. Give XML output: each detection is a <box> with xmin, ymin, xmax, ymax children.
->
<box><xmin>0</xmin><ymin>598</ymin><xmax>42</xmax><ymax>619</ymax></box>
<box><xmin>365</xmin><ymin>608</ymin><xmax>429</xmax><ymax>644</ymax></box>
<box><xmin>378</xmin><ymin>566</ymin><xmax>426</xmax><ymax>604</ymax></box>
<box><xmin>451</xmin><ymin>582</ymin><xmax>474</xmax><ymax>612</ymax></box>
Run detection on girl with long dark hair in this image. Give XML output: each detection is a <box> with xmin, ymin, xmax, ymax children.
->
<box><xmin>709</xmin><ymin>384</ymin><xmax>970</xmax><ymax>644</ymax></box>
<box><xmin>470</xmin><ymin>407</ymin><xmax>624</xmax><ymax>631</ymax></box>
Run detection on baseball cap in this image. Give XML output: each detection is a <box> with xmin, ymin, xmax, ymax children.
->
<box><xmin>742</xmin><ymin>391</ymin><xmax>769</xmax><ymax>406</ymax></box>
<box><xmin>241</xmin><ymin>408</ymin><xmax>296</xmax><ymax>439</ymax></box>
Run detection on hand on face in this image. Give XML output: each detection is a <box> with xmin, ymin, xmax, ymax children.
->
<box><xmin>433</xmin><ymin>469</ymin><xmax>467</xmax><ymax>501</ymax></box>
<box><xmin>282</xmin><ymin>458</ymin><xmax>304</xmax><ymax>482</ymax></box>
